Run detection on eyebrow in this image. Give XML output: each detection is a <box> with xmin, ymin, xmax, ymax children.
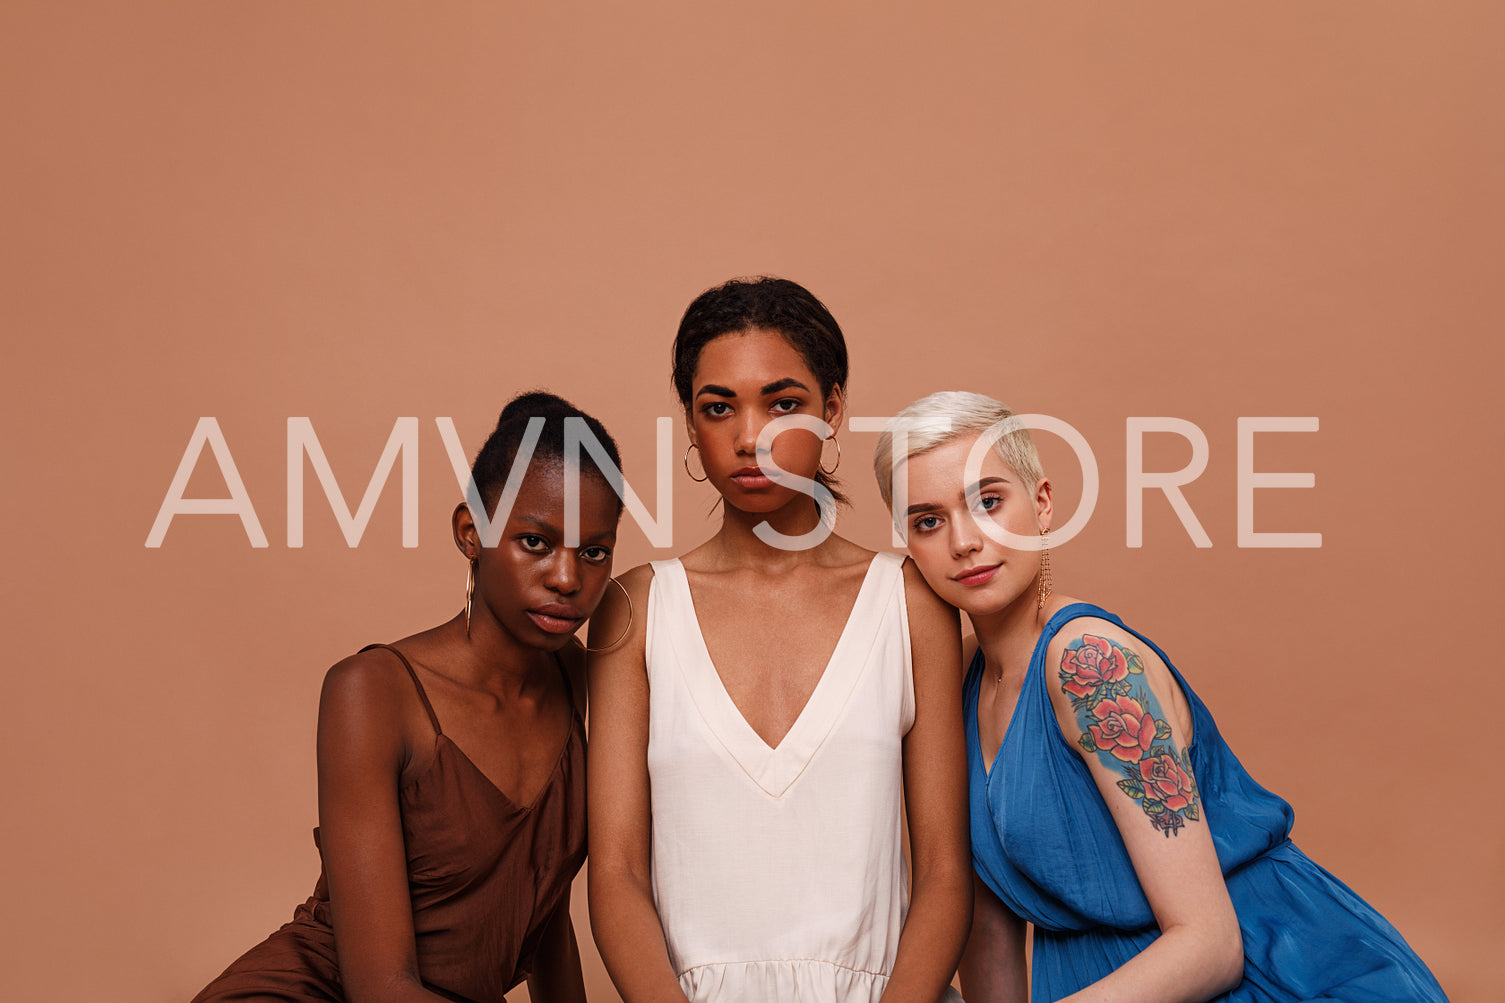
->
<box><xmin>514</xmin><ymin>515</ymin><xmax>563</xmax><ymax>534</ymax></box>
<box><xmin>904</xmin><ymin>476</ymin><xmax>1013</xmax><ymax>516</ymax></box>
<box><xmin>693</xmin><ymin>377</ymin><xmax>811</xmax><ymax>400</ymax></box>
<box><xmin>513</xmin><ymin>514</ymin><xmax>616</xmax><ymax>543</ymax></box>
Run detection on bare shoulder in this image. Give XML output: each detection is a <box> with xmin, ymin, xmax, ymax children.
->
<box><xmin>586</xmin><ymin>563</ymin><xmax>655</xmax><ymax>664</ymax></box>
<box><xmin>613</xmin><ymin>562</ymin><xmax>657</xmax><ymax>599</ymax></box>
<box><xmin>320</xmin><ymin>647</ymin><xmax>418</xmax><ymax>721</ymax></box>
<box><xmin>1043</xmin><ymin>615</ymin><xmax>1173</xmax><ymax>711</ymax></box>
<box><xmin>316</xmin><ymin>648</ymin><xmax>428</xmax><ymax>767</ymax></box>
<box><xmin>900</xmin><ymin>555</ymin><xmax>956</xmax><ymax>622</ymax></box>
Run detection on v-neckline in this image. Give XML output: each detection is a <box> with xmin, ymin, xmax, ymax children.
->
<box><xmin>971</xmin><ymin>602</ymin><xmax>1091</xmax><ymax>781</ymax></box>
<box><xmin>424</xmin><ymin>711</ymin><xmax>578</xmax><ymax>815</ymax></box>
<box><xmin>664</xmin><ymin>553</ymin><xmax>896</xmax><ymax>798</ymax></box>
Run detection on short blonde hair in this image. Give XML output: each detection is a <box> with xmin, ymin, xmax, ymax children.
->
<box><xmin>872</xmin><ymin>391</ymin><xmax>1045</xmax><ymax>512</ymax></box>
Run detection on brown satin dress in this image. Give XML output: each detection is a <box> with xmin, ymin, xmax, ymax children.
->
<box><xmin>192</xmin><ymin>644</ymin><xmax>587</xmax><ymax>1003</ymax></box>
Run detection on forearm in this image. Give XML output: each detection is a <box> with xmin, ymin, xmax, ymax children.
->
<box><xmin>878</xmin><ymin>859</ymin><xmax>973</xmax><ymax>1003</ymax></box>
<box><xmin>1060</xmin><ymin>921</ymin><xmax>1243</xmax><ymax>1003</ymax></box>
<box><xmin>588</xmin><ymin>863</ymin><xmax>690</xmax><ymax>1003</ymax></box>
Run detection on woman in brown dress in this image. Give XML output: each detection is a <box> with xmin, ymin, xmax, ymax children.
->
<box><xmin>193</xmin><ymin>392</ymin><xmax>626</xmax><ymax>1003</ymax></box>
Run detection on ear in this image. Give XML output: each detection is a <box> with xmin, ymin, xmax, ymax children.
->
<box><xmin>823</xmin><ymin>384</ymin><xmax>846</xmax><ymax>437</ymax></box>
<box><xmin>1034</xmin><ymin>476</ymin><xmax>1054</xmax><ymax>533</ymax></box>
<box><xmin>452</xmin><ymin>501</ymin><xmax>480</xmax><ymax>560</ymax></box>
<box><xmin>682</xmin><ymin>404</ymin><xmax>698</xmax><ymax>448</ymax></box>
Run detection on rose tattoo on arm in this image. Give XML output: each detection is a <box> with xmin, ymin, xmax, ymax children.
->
<box><xmin>1059</xmin><ymin>635</ymin><xmax>1201</xmax><ymax>837</ymax></box>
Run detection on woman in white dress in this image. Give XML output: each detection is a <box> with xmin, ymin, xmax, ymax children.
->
<box><xmin>587</xmin><ymin>277</ymin><xmax>971</xmax><ymax>1003</ymax></box>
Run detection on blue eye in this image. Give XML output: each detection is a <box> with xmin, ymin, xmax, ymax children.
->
<box><xmin>913</xmin><ymin>515</ymin><xmax>941</xmax><ymax>533</ymax></box>
<box><xmin>976</xmin><ymin>494</ymin><xmax>1003</xmax><ymax>513</ymax></box>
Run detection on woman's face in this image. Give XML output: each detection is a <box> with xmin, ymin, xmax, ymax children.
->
<box><xmin>466</xmin><ymin>459</ymin><xmax>620</xmax><ymax>652</ymax></box>
<box><xmin>901</xmin><ymin>432</ymin><xmax>1050</xmax><ymax>618</ymax></box>
<box><xmin>686</xmin><ymin>328</ymin><xmax>842</xmax><ymax>514</ymax></box>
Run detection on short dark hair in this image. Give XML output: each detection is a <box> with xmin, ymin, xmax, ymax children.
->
<box><xmin>470</xmin><ymin>390</ymin><xmax>623</xmax><ymax>514</ymax></box>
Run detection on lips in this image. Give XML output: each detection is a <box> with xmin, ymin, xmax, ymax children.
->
<box><xmin>953</xmin><ymin>563</ymin><xmax>1001</xmax><ymax>587</ymax></box>
<box><xmin>527</xmin><ymin>603</ymin><xmax>585</xmax><ymax>634</ymax></box>
<box><xmin>729</xmin><ymin>465</ymin><xmax>774</xmax><ymax>489</ymax></box>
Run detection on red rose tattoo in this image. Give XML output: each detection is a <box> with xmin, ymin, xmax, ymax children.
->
<box><xmin>1061</xmin><ymin>632</ymin><xmax>1202</xmax><ymax>837</ymax></box>
<box><xmin>1089</xmin><ymin>696</ymin><xmax>1156</xmax><ymax>762</ymax></box>
<box><xmin>1141</xmin><ymin>753</ymin><xmax>1195</xmax><ymax>812</ymax></box>
<box><xmin>1059</xmin><ymin>634</ymin><xmax>1130</xmax><ymax>698</ymax></box>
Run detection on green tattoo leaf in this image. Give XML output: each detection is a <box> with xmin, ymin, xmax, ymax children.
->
<box><xmin>1113</xmin><ymin>680</ymin><xmax>1132</xmax><ymax>696</ymax></box>
<box><xmin>1154</xmin><ymin>720</ymin><xmax>1173</xmax><ymax>741</ymax></box>
<box><xmin>1143</xmin><ymin>800</ymin><xmax>1166</xmax><ymax>813</ymax></box>
<box><xmin>1184</xmin><ymin>801</ymin><xmax>1201</xmax><ymax>821</ymax></box>
<box><xmin>1078</xmin><ymin>732</ymin><xmax>1097</xmax><ymax>754</ymax></box>
<box><xmin>1127</xmin><ymin>651</ymin><xmax>1144</xmax><ymax>674</ymax></box>
<box><xmin>1118</xmin><ymin>779</ymin><xmax>1145</xmax><ymax>799</ymax></box>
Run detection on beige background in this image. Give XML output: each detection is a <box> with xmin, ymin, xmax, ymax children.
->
<box><xmin>4</xmin><ymin>3</ymin><xmax>1500</xmax><ymax>1000</ymax></box>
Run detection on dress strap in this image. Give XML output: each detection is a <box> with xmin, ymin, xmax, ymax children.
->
<box><xmin>360</xmin><ymin>643</ymin><xmax>443</xmax><ymax>736</ymax></box>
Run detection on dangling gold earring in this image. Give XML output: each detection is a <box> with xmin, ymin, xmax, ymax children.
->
<box><xmin>684</xmin><ymin>443</ymin><xmax>708</xmax><ymax>482</ymax></box>
<box><xmin>1036</xmin><ymin>529</ymin><xmax>1053</xmax><ymax>617</ymax></box>
<box><xmin>572</xmin><ymin>577</ymin><xmax>635</xmax><ymax>652</ymax></box>
<box><xmin>464</xmin><ymin>558</ymin><xmax>476</xmax><ymax>639</ymax></box>
<box><xmin>819</xmin><ymin>435</ymin><xmax>841</xmax><ymax>475</ymax></box>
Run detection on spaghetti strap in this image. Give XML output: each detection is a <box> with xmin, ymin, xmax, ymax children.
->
<box><xmin>360</xmin><ymin>642</ymin><xmax>443</xmax><ymax>735</ymax></box>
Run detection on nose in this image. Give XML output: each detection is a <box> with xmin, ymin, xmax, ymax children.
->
<box><xmin>544</xmin><ymin>551</ymin><xmax>582</xmax><ymax>596</ymax></box>
<box><xmin>733</xmin><ymin>412</ymin><xmax>762</xmax><ymax>457</ymax></box>
<box><xmin>948</xmin><ymin>513</ymin><xmax>983</xmax><ymax>560</ymax></box>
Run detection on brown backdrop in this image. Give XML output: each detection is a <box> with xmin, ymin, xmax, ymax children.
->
<box><xmin>4</xmin><ymin>3</ymin><xmax>1500</xmax><ymax>1001</ymax></box>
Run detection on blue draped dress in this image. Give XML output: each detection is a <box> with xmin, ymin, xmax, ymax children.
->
<box><xmin>964</xmin><ymin>602</ymin><xmax>1447</xmax><ymax>1001</ymax></box>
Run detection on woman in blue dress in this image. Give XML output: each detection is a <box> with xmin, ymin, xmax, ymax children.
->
<box><xmin>873</xmin><ymin>391</ymin><xmax>1448</xmax><ymax>1002</ymax></box>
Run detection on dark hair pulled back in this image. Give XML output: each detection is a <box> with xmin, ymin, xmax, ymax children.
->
<box><xmin>470</xmin><ymin>390</ymin><xmax>623</xmax><ymax>515</ymax></box>
<box><xmin>671</xmin><ymin>276</ymin><xmax>849</xmax><ymax>506</ymax></box>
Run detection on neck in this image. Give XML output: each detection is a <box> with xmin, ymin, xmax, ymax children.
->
<box><xmin>710</xmin><ymin>494</ymin><xmax>833</xmax><ymax>571</ymax></box>
<box><xmin>453</xmin><ymin>614</ymin><xmax>558</xmax><ymax>698</ymax></box>
<box><xmin>970</xmin><ymin>575</ymin><xmax>1057</xmax><ymax>683</ymax></box>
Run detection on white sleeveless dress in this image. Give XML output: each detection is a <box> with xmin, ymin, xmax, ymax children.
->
<box><xmin>645</xmin><ymin>552</ymin><xmax>965</xmax><ymax>1003</ymax></box>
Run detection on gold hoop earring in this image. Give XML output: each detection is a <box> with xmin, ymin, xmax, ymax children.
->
<box><xmin>1036</xmin><ymin>529</ymin><xmax>1053</xmax><ymax>616</ymax></box>
<box><xmin>819</xmin><ymin>435</ymin><xmax>841</xmax><ymax>475</ymax></box>
<box><xmin>573</xmin><ymin>577</ymin><xmax>634</xmax><ymax>652</ymax></box>
<box><xmin>684</xmin><ymin>443</ymin><xmax>708</xmax><ymax>482</ymax></box>
<box><xmin>464</xmin><ymin>558</ymin><xmax>477</xmax><ymax>639</ymax></box>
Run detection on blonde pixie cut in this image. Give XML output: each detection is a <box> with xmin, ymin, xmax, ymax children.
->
<box><xmin>873</xmin><ymin>391</ymin><xmax>1046</xmax><ymax>515</ymax></box>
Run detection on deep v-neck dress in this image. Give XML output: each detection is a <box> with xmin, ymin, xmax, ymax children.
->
<box><xmin>645</xmin><ymin>552</ymin><xmax>963</xmax><ymax>1003</ymax></box>
<box><xmin>193</xmin><ymin>644</ymin><xmax>587</xmax><ymax>1003</ymax></box>
<box><xmin>965</xmin><ymin>603</ymin><xmax>1446</xmax><ymax>1002</ymax></box>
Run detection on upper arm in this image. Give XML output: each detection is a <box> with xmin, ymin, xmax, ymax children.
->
<box><xmin>315</xmin><ymin>653</ymin><xmax>426</xmax><ymax>1000</ymax></box>
<box><xmin>1044</xmin><ymin>622</ymin><xmax>1238</xmax><ymax>936</ymax></box>
<box><xmin>585</xmin><ymin>565</ymin><xmax>655</xmax><ymax>882</ymax></box>
<box><xmin>899</xmin><ymin>558</ymin><xmax>969</xmax><ymax>875</ymax></box>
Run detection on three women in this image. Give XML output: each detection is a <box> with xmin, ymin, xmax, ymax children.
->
<box><xmin>197</xmin><ymin>282</ymin><xmax>1444</xmax><ymax>1003</ymax></box>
